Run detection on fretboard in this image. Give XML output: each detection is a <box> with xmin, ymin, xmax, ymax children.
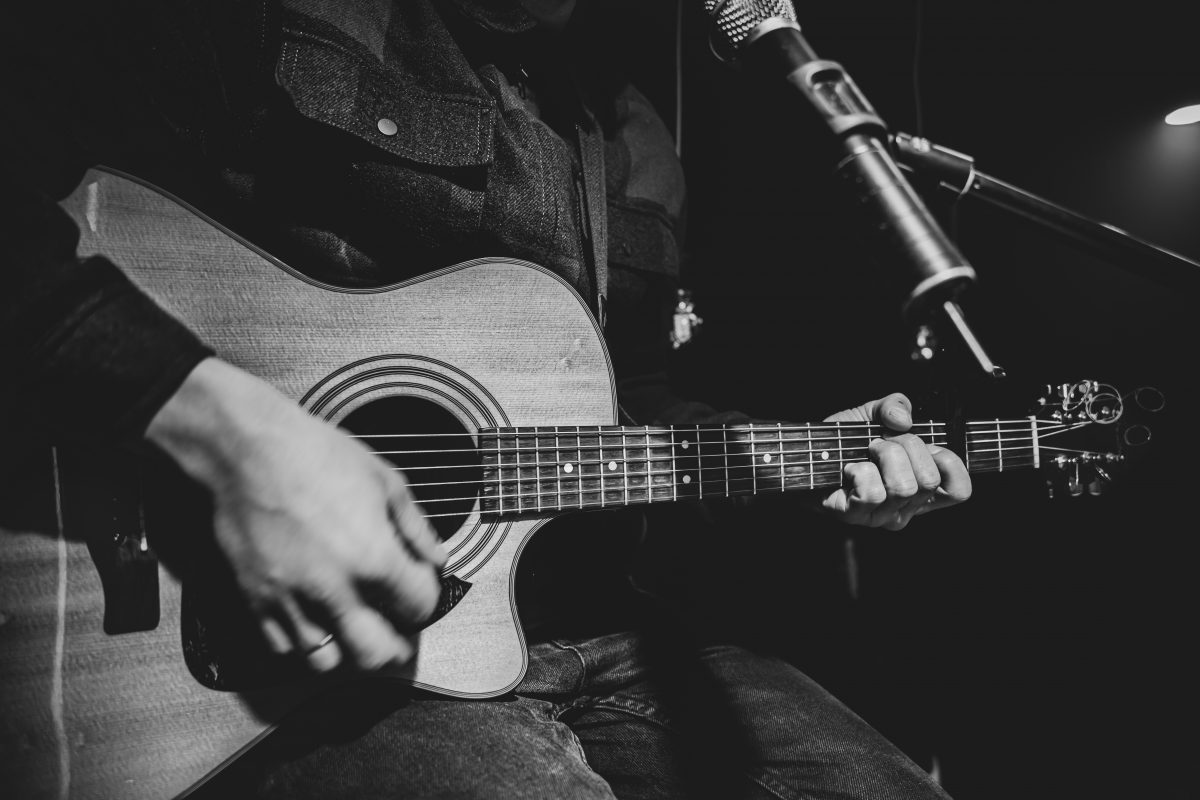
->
<box><xmin>478</xmin><ymin>419</ymin><xmax>1040</xmax><ymax>516</ymax></box>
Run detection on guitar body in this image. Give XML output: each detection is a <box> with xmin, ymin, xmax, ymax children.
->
<box><xmin>0</xmin><ymin>168</ymin><xmax>616</xmax><ymax>798</ymax></box>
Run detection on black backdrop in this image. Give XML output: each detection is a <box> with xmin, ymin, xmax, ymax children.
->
<box><xmin>600</xmin><ymin>2</ymin><xmax>1199</xmax><ymax>798</ymax></box>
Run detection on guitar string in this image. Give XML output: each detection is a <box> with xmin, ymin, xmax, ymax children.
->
<box><xmin>389</xmin><ymin>436</ymin><xmax>1041</xmax><ymax>482</ymax></box>
<box><xmin>362</xmin><ymin>424</ymin><xmax>1068</xmax><ymax>460</ymax></box>
<box><xmin>417</xmin><ymin>456</ymin><xmax>1040</xmax><ymax>519</ymax></box>
<box><xmin>396</xmin><ymin>442</ymin><xmax>1067</xmax><ymax>503</ymax></box>
<box><xmin>345</xmin><ymin>418</ymin><xmax>1050</xmax><ymax>440</ymax></box>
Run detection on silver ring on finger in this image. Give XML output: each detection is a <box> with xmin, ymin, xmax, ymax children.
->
<box><xmin>302</xmin><ymin>632</ymin><xmax>335</xmax><ymax>656</ymax></box>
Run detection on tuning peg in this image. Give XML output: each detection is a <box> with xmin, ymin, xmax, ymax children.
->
<box><xmin>1046</xmin><ymin>479</ymin><xmax>1056</xmax><ymax>500</ymax></box>
<box><xmin>1087</xmin><ymin>478</ymin><xmax>1103</xmax><ymax>496</ymax></box>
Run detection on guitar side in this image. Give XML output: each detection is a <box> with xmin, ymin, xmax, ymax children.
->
<box><xmin>0</xmin><ymin>168</ymin><xmax>617</xmax><ymax>799</ymax></box>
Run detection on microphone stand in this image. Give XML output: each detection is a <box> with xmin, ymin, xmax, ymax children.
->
<box><xmin>891</xmin><ymin>132</ymin><xmax>1200</xmax><ymax>294</ymax></box>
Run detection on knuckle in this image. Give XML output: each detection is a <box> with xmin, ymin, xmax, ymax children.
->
<box><xmin>887</xmin><ymin>477</ymin><xmax>919</xmax><ymax>499</ymax></box>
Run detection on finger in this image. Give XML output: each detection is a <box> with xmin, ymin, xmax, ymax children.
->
<box><xmin>387</xmin><ymin>477</ymin><xmax>447</xmax><ymax>568</ymax></box>
<box><xmin>360</xmin><ymin>540</ymin><xmax>443</xmax><ymax>629</ymax></box>
<box><xmin>870</xmin><ymin>438</ymin><xmax>920</xmax><ymax>501</ymax></box>
<box><xmin>874</xmin><ymin>393</ymin><xmax>913</xmax><ymax>433</ymax></box>
<box><xmin>822</xmin><ymin>461</ymin><xmax>885</xmax><ymax>525</ymax></box>
<box><xmin>928</xmin><ymin>445</ymin><xmax>972</xmax><ymax>504</ymax></box>
<box><xmin>890</xmin><ymin>433</ymin><xmax>942</xmax><ymax>493</ymax></box>
<box><xmin>329</xmin><ymin>604</ymin><xmax>415</xmax><ymax>671</ymax></box>
<box><xmin>277</xmin><ymin>593</ymin><xmax>343</xmax><ymax>672</ymax></box>
<box><xmin>259</xmin><ymin>616</ymin><xmax>291</xmax><ymax>655</ymax></box>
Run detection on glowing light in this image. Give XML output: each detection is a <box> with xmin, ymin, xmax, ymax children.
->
<box><xmin>1164</xmin><ymin>104</ymin><xmax>1200</xmax><ymax>125</ymax></box>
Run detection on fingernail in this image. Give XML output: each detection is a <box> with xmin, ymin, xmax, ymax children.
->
<box><xmin>887</xmin><ymin>407</ymin><xmax>910</xmax><ymax>425</ymax></box>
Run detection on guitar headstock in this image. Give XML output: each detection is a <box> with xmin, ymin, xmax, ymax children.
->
<box><xmin>1033</xmin><ymin>380</ymin><xmax>1164</xmax><ymax>498</ymax></box>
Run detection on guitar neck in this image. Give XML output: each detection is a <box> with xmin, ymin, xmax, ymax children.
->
<box><xmin>478</xmin><ymin>418</ymin><xmax>1041</xmax><ymax>516</ymax></box>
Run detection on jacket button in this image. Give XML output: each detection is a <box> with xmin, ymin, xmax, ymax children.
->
<box><xmin>377</xmin><ymin>118</ymin><xmax>398</xmax><ymax>136</ymax></box>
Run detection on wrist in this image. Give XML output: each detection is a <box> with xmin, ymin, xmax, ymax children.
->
<box><xmin>145</xmin><ymin>357</ymin><xmax>298</xmax><ymax>489</ymax></box>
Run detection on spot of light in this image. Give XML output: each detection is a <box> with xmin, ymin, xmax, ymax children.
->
<box><xmin>1165</xmin><ymin>104</ymin><xmax>1200</xmax><ymax>125</ymax></box>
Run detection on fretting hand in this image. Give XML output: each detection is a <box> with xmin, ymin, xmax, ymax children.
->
<box><xmin>820</xmin><ymin>392</ymin><xmax>971</xmax><ymax>530</ymax></box>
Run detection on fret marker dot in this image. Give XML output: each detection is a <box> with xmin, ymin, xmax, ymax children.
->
<box><xmin>608</xmin><ymin>461</ymin><xmax>618</xmax><ymax>471</ymax></box>
<box><xmin>681</xmin><ymin>440</ymin><xmax>690</xmax><ymax>449</ymax></box>
<box><xmin>563</xmin><ymin>463</ymin><xmax>574</xmax><ymax>473</ymax></box>
<box><xmin>821</xmin><ymin>451</ymin><xmax>830</xmax><ymax>460</ymax></box>
<box><xmin>762</xmin><ymin>453</ymin><xmax>773</xmax><ymax>463</ymax></box>
<box><xmin>682</xmin><ymin>474</ymin><xmax>692</xmax><ymax>484</ymax></box>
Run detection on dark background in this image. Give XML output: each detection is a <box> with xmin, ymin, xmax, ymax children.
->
<box><xmin>608</xmin><ymin>2</ymin><xmax>1198</xmax><ymax>798</ymax></box>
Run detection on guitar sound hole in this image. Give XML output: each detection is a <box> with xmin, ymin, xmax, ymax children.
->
<box><xmin>339</xmin><ymin>398</ymin><xmax>482</xmax><ymax>542</ymax></box>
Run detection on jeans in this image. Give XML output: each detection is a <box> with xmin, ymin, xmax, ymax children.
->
<box><xmin>206</xmin><ymin>628</ymin><xmax>951</xmax><ymax>799</ymax></box>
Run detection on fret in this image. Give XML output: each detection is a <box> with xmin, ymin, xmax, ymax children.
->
<box><xmin>807</xmin><ymin>424</ymin><xmax>815</xmax><ymax>490</ymax></box>
<box><xmin>722</xmin><ymin>423</ymin><xmax>731</xmax><ymax>497</ymax></box>
<box><xmin>533</xmin><ymin>428</ymin><xmax>541</xmax><ymax>513</ymax></box>
<box><xmin>622</xmin><ymin>429</ymin><xmax>630</xmax><ymax>506</ymax></box>
<box><xmin>556</xmin><ymin>429</ymin><xmax>566</xmax><ymax>510</ymax></box>
<box><xmin>672</xmin><ymin>431</ymin><xmax>678</xmax><ymax>503</ymax></box>
<box><xmin>573</xmin><ymin>426</ymin><xmax>587</xmax><ymax>508</ymax></box>
<box><xmin>808</xmin><ymin>426</ymin><xmax>840</xmax><ymax>490</ymax></box>
<box><xmin>646</xmin><ymin>427</ymin><xmax>674</xmax><ymax>502</ymax></box>
<box><xmin>696</xmin><ymin>424</ymin><xmax>704</xmax><ymax>500</ymax></box>
<box><xmin>520</xmin><ymin>428</ymin><xmax>540</xmax><ymax>514</ymax></box>
<box><xmin>1029</xmin><ymin>415</ymin><xmax>1040</xmax><ymax>469</ymax></box>
<box><xmin>597</xmin><ymin>426</ymin><xmax>605</xmax><ymax>508</ymax></box>
<box><xmin>748</xmin><ymin>423</ymin><xmax>757</xmax><ymax>495</ymax></box>
<box><xmin>779</xmin><ymin>423</ymin><xmax>813</xmax><ymax>491</ymax></box>
<box><xmin>644</xmin><ymin>426</ymin><xmax>653</xmax><ymax>504</ymax></box>
<box><xmin>599</xmin><ymin>428</ymin><xmax>625</xmax><ymax>507</ymax></box>
<box><xmin>996</xmin><ymin>419</ymin><xmax>1004</xmax><ymax>472</ymax></box>
<box><xmin>515</xmin><ymin>428</ymin><xmax>526</xmax><ymax>514</ymax></box>
<box><xmin>673</xmin><ymin>425</ymin><xmax>701</xmax><ymax>500</ymax></box>
<box><xmin>836</xmin><ymin>423</ymin><xmax>844</xmax><ymax>486</ymax></box>
<box><xmin>774</xmin><ymin>423</ymin><xmax>786</xmax><ymax>492</ymax></box>
<box><xmin>495</xmin><ymin>431</ymin><xmax>504</xmax><ymax>514</ymax></box>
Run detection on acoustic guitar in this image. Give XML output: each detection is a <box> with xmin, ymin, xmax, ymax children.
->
<box><xmin>0</xmin><ymin>168</ymin><xmax>1157</xmax><ymax>799</ymax></box>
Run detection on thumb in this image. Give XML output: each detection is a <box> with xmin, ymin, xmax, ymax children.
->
<box><xmin>823</xmin><ymin>393</ymin><xmax>912</xmax><ymax>431</ymax></box>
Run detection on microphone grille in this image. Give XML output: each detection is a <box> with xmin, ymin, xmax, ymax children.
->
<box><xmin>703</xmin><ymin>0</ymin><xmax>798</xmax><ymax>55</ymax></box>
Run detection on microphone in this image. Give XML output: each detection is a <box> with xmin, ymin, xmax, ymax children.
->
<box><xmin>703</xmin><ymin>0</ymin><xmax>1000</xmax><ymax>376</ymax></box>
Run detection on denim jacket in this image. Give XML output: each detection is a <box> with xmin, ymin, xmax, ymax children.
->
<box><xmin>1</xmin><ymin>0</ymin><xmax>697</xmax><ymax>442</ymax></box>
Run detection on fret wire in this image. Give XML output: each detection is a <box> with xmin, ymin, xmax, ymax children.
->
<box><xmin>598</xmin><ymin>427</ymin><xmax>605</xmax><ymax>509</ymax></box>
<box><xmin>749</xmin><ymin>423</ymin><xmax>758</xmax><ymax>495</ymax></box>
<box><xmin>776</xmin><ymin>423</ymin><xmax>785</xmax><ymax>492</ymax></box>
<box><xmin>807</xmin><ymin>423</ymin><xmax>815</xmax><ymax>490</ymax></box>
<box><xmin>576</xmin><ymin>425</ymin><xmax>583</xmax><ymax>510</ymax></box>
<box><xmin>534</xmin><ymin>428</ymin><xmax>542</xmax><ymax>513</ymax></box>
<box><xmin>671</xmin><ymin>429</ymin><xmax>678</xmax><ymax>503</ymax></box>
<box><xmin>696</xmin><ymin>423</ymin><xmax>704</xmax><ymax>500</ymax></box>
<box><xmin>644</xmin><ymin>426</ymin><xmax>653</xmax><ymax>504</ymax></box>
<box><xmin>622</xmin><ymin>429</ymin><xmax>630</xmax><ymax>507</ymax></box>
<box><xmin>722</xmin><ymin>423</ymin><xmax>732</xmax><ymax>498</ymax></box>
<box><xmin>496</xmin><ymin>430</ymin><xmax>504</xmax><ymax>514</ymax></box>
<box><xmin>555</xmin><ymin>428</ymin><xmax>562</xmax><ymax>512</ymax></box>
<box><xmin>996</xmin><ymin>419</ymin><xmax>1003</xmax><ymax>472</ymax></box>
<box><xmin>837</xmin><ymin>422</ymin><xmax>844</xmax><ymax>482</ymax></box>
